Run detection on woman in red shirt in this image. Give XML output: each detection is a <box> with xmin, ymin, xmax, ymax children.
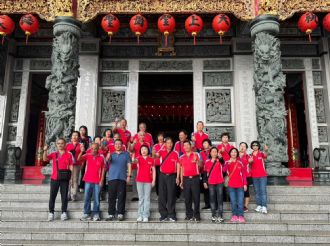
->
<box><xmin>223</xmin><ymin>148</ymin><xmax>247</xmax><ymax>223</ymax></box>
<box><xmin>152</xmin><ymin>132</ymin><xmax>165</xmax><ymax>196</ymax></box>
<box><xmin>203</xmin><ymin>147</ymin><xmax>225</xmax><ymax>223</ymax></box>
<box><xmin>239</xmin><ymin>142</ymin><xmax>252</xmax><ymax>212</ymax></box>
<box><xmin>101</xmin><ymin>128</ymin><xmax>113</xmax><ymax>146</ymax></box>
<box><xmin>134</xmin><ymin>145</ymin><xmax>156</xmax><ymax>222</ymax></box>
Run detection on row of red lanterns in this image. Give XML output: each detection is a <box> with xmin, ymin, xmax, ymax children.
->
<box><xmin>298</xmin><ymin>12</ymin><xmax>330</xmax><ymax>42</ymax></box>
<box><xmin>102</xmin><ymin>13</ymin><xmax>231</xmax><ymax>45</ymax></box>
<box><xmin>0</xmin><ymin>14</ymin><xmax>39</xmax><ymax>44</ymax></box>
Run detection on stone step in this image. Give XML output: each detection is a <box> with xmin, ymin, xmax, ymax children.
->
<box><xmin>2</xmin><ymin>228</ymin><xmax>330</xmax><ymax>244</ymax></box>
<box><xmin>1</xmin><ymin>208</ymin><xmax>329</xmax><ymax>222</ymax></box>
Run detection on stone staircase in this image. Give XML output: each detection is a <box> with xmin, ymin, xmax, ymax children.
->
<box><xmin>1</xmin><ymin>184</ymin><xmax>330</xmax><ymax>245</ymax></box>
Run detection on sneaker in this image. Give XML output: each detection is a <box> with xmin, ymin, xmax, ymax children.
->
<box><xmin>230</xmin><ymin>215</ymin><xmax>238</xmax><ymax>222</ymax></box>
<box><xmin>79</xmin><ymin>188</ymin><xmax>84</xmax><ymax>193</ymax></box>
<box><xmin>202</xmin><ymin>206</ymin><xmax>211</xmax><ymax>210</ymax></box>
<box><xmin>211</xmin><ymin>216</ymin><xmax>217</xmax><ymax>223</ymax></box>
<box><xmin>143</xmin><ymin>217</ymin><xmax>149</xmax><ymax>222</ymax></box>
<box><xmin>48</xmin><ymin>212</ymin><xmax>54</xmax><ymax>221</ymax></box>
<box><xmin>194</xmin><ymin>217</ymin><xmax>201</xmax><ymax>223</ymax></box>
<box><xmin>244</xmin><ymin>206</ymin><xmax>249</xmax><ymax>212</ymax></box>
<box><xmin>168</xmin><ymin>217</ymin><xmax>177</xmax><ymax>222</ymax></box>
<box><xmin>118</xmin><ymin>214</ymin><xmax>124</xmax><ymax>221</ymax></box>
<box><xmin>105</xmin><ymin>214</ymin><xmax>115</xmax><ymax>221</ymax></box>
<box><xmin>131</xmin><ymin>197</ymin><xmax>139</xmax><ymax>202</ymax></box>
<box><xmin>261</xmin><ymin>206</ymin><xmax>268</xmax><ymax>214</ymax></box>
<box><xmin>217</xmin><ymin>217</ymin><xmax>224</xmax><ymax>223</ymax></box>
<box><xmin>159</xmin><ymin>216</ymin><xmax>167</xmax><ymax>222</ymax></box>
<box><xmin>238</xmin><ymin>216</ymin><xmax>246</xmax><ymax>223</ymax></box>
<box><xmin>255</xmin><ymin>206</ymin><xmax>262</xmax><ymax>212</ymax></box>
<box><xmin>61</xmin><ymin>212</ymin><xmax>68</xmax><ymax>221</ymax></box>
<box><xmin>137</xmin><ymin>217</ymin><xmax>143</xmax><ymax>222</ymax></box>
<box><xmin>93</xmin><ymin>216</ymin><xmax>101</xmax><ymax>221</ymax></box>
<box><xmin>80</xmin><ymin>214</ymin><xmax>91</xmax><ymax>221</ymax></box>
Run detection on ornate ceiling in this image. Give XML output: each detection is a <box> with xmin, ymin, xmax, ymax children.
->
<box><xmin>0</xmin><ymin>0</ymin><xmax>329</xmax><ymax>23</ymax></box>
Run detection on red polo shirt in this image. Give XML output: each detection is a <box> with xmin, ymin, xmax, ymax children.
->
<box><xmin>216</xmin><ymin>143</ymin><xmax>234</xmax><ymax>162</ymax></box>
<box><xmin>136</xmin><ymin>156</ymin><xmax>155</xmax><ymax>183</ymax></box>
<box><xmin>116</xmin><ymin>128</ymin><xmax>131</xmax><ymax>146</ymax></box>
<box><xmin>159</xmin><ymin>150</ymin><xmax>179</xmax><ymax>174</ymax></box>
<box><xmin>223</xmin><ymin>160</ymin><xmax>247</xmax><ymax>188</ymax></box>
<box><xmin>180</xmin><ymin>152</ymin><xmax>200</xmax><ymax>177</ymax></box>
<box><xmin>153</xmin><ymin>143</ymin><xmax>166</xmax><ymax>166</ymax></box>
<box><xmin>191</xmin><ymin>131</ymin><xmax>209</xmax><ymax>150</ymax></box>
<box><xmin>174</xmin><ymin>141</ymin><xmax>187</xmax><ymax>156</ymax></box>
<box><xmin>133</xmin><ymin>132</ymin><xmax>154</xmax><ymax>146</ymax></box>
<box><xmin>133</xmin><ymin>141</ymin><xmax>151</xmax><ymax>158</ymax></box>
<box><xmin>47</xmin><ymin>151</ymin><xmax>74</xmax><ymax>181</ymax></box>
<box><xmin>86</xmin><ymin>148</ymin><xmax>108</xmax><ymax>157</ymax></box>
<box><xmin>250</xmin><ymin>151</ymin><xmax>267</xmax><ymax>178</ymax></box>
<box><xmin>107</xmin><ymin>143</ymin><xmax>126</xmax><ymax>154</ymax></box>
<box><xmin>204</xmin><ymin>159</ymin><xmax>224</xmax><ymax>185</ymax></box>
<box><xmin>101</xmin><ymin>138</ymin><xmax>113</xmax><ymax>147</ymax></box>
<box><xmin>81</xmin><ymin>153</ymin><xmax>105</xmax><ymax>184</ymax></box>
<box><xmin>66</xmin><ymin>142</ymin><xmax>82</xmax><ymax>165</ymax></box>
<box><xmin>239</xmin><ymin>153</ymin><xmax>251</xmax><ymax>177</ymax></box>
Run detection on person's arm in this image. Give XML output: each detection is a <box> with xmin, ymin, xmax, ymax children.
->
<box><xmin>127</xmin><ymin>163</ymin><xmax>132</xmax><ymax>183</ymax></box>
<box><xmin>77</xmin><ymin>144</ymin><xmax>85</xmax><ymax>162</ymax></box>
<box><xmin>180</xmin><ymin>164</ymin><xmax>184</xmax><ymax>189</ymax></box>
<box><xmin>151</xmin><ymin>166</ymin><xmax>156</xmax><ymax>187</ymax></box>
<box><xmin>263</xmin><ymin>145</ymin><xmax>269</xmax><ymax>158</ymax></box>
<box><xmin>242</xmin><ymin>162</ymin><xmax>247</xmax><ymax>191</ymax></box>
<box><xmin>99</xmin><ymin>162</ymin><xmax>105</xmax><ymax>187</ymax></box>
<box><xmin>176</xmin><ymin>162</ymin><xmax>180</xmax><ymax>186</ymax></box>
<box><xmin>43</xmin><ymin>145</ymin><xmax>49</xmax><ymax>162</ymax></box>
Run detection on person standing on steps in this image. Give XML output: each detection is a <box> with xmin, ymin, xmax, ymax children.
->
<box><xmin>249</xmin><ymin>140</ymin><xmax>269</xmax><ymax>214</ymax></box>
<box><xmin>200</xmin><ymin>139</ymin><xmax>212</xmax><ymax>210</ymax></box>
<box><xmin>191</xmin><ymin>121</ymin><xmax>209</xmax><ymax>153</ymax></box>
<box><xmin>43</xmin><ymin>138</ymin><xmax>73</xmax><ymax>221</ymax></box>
<box><xmin>152</xmin><ymin>132</ymin><xmax>166</xmax><ymax>196</ymax></box>
<box><xmin>239</xmin><ymin>142</ymin><xmax>252</xmax><ymax>212</ymax></box>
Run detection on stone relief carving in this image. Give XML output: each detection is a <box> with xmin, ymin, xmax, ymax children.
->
<box><xmin>101</xmin><ymin>60</ymin><xmax>129</xmax><ymax>71</ymax></box>
<box><xmin>30</xmin><ymin>60</ymin><xmax>52</xmax><ymax>70</ymax></box>
<box><xmin>205</xmin><ymin>126</ymin><xmax>235</xmax><ymax>142</ymax></box>
<box><xmin>281</xmin><ymin>59</ymin><xmax>304</xmax><ymax>70</ymax></box>
<box><xmin>14</xmin><ymin>60</ymin><xmax>23</xmax><ymax>70</ymax></box>
<box><xmin>16</xmin><ymin>46</ymin><xmax>52</xmax><ymax>59</ymax></box>
<box><xmin>203</xmin><ymin>60</ymin><xmax>231</xmax><ymax>70</ymax></box>
<box><xmin>319</xmin><ymin>145</ymin><xmax>330</xmax><ymax>167</ymax></box>
<box><xmin>5</xmin><ymin>145</ymin><xmax>16</xmax><ymax>167</ymax></box>
<box><xmin>253</xmin><ymin>32</ymin><xmax>289</xmax><ymax>176</ymax></box>
<box><xmin>7</xmin><ymin>126</ymin><xmax>17</xmax><ymax>142</ymax></box>
<box><xmin>139</xmin><ymin>60</ymin><xmax>192</xmax><ymax>71</ymax></box>
<box><xmin>312</xmin><ymin>58</ymin><xmax>321</xmax><ymax>70</ymax></box>
<box><xmin>100</xmin><ymin>73</ymin><xmax>128</xmax><ymax>87</ymax></box>
<box><xmin>203</xmin><ymin>72</ymin><xmax>233</xmax><ymax>87</ymax></box>
<box><xmin>312</xmin><ymin>71</ymin><xmax>322</xmax><ymax>86</ymax></box>
<box><xmin>314</xmin><ymin>89</ymin><xmax>326</xmax><ymax>123</ymax></box>
<box><xmin>13</xmin><ymin>73</ymin><xmax>23</xmax><ymax>87</ymax></box>
<box><xmin>205</xmin><ymin>89</ymin><xmax>231</xmax><ymax>124</ymax></box>
<box><xmin>318</xmin><ymin>127</ymin><xmax>328</xmax><ymax>143</ymax></box>
<box><xmin>9</xmin><ymin>89</ymin><xmax>21</xmax><ymax>123</ymax></box>
<box><xmin>101</xmin><ymin>90</ymin><xmax>125</xmax><ymax>123</ymax></box>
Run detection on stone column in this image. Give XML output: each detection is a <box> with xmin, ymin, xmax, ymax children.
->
<box><xmin>45</xmin><ymin>17</ymin><xmax>81</xmax><ymax>149</ymax></box>
<box><xmin>250</xmin><ymin>15</ymin><xmax>290</xmax><ymax>180</ymax></box>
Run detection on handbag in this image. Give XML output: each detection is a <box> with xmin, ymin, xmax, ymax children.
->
<box><xmin>56</xmin><ymin>153</ymin><xmax>71</xmax><ymax>181</ymax></box>
<box><xmin>224</xmin><ymin>162</ymin><xmax>238</xmax><ymax>187</ymax></box>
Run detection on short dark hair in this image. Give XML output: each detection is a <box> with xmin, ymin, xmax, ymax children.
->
<box><xmin>202</xmin><ymin>139</ymin><xmax>212</xmax><ymax>146</ymax></box>
<box><xmin>157</xmin><ymin>132</ymin><xmax>165</xmax><ymax>138</ymax></box>
<box><xmin>79</xmin><ymin>125</ymin><xmax>88</xmax><ymax>136</ymax></box>
<box><xmin>56</xmin><ymin>137</ymin><xmax>66</xmax><ymax>144</ymax></box>
<box><xmin>229</xmin><ymin>147</ymin><xmax>239</xmax><ymax>157</ymax></box>
<box><xmin>165</xmin><ymin>137</ymin><xmax>173</xmax><ymax>143</ymax></box>
<box><xmin>196</xmin><ymin>121</ymin><xmax>204</xmax><ymax>125</ymax></box>
<box><xmin>250</xmin><ymin>140</ymin><xmax>261</xmax><ymax>149</ymax></box>
<box><xmin>103</xmin><ymin>128</ymin><xmax>112</xmax><ymax>137</ymax></box>
<box><xmin>208</xmin><ymin>146</ymin><xmax>218</xmax><ymax>159</ymax></box>
<box><xmin>183</xmin><ymin>140</ymin><xmax>191</xmax><ymax>146</ymax></box>
<box><xmin>239</xmin><ymin>142</ymin><xmax>248</xmax><ymax>149</ymax></box>
<box><xmin>220</xmin><ymin>132</ymin><xmax>230</xmax><ymax>140</ymax></box>
<box><xmin>70</xmin><ymin>131</ymin><xmax>81</xmax><ymax>139</ymax></box>
<box><xmin>139</xmin><ymin>144</ymin><xmax>151</xmax><ymax>155</ymax></box>
<box><xmin>179</xmin><ymin>130</ymin><xmax>188</xmax><ymax>136</ymax></box>
<box><xmin>93</xmin><ymin>135</ymin><xmax>102</xmax><ymax>141</ymax></box>
<box><xmin>114</xmin><ymin>139</ymin><xmax>123</xmax><ymax>144</ymax></box>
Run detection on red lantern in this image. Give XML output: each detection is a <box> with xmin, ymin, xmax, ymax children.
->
<box><xmin>0</xmin><ymin>15</ymin><xmax>15</xmax><ymax>45</ymax></box>
<box><xmin>298</xmin><ymin>12</ymin><xmax>318</xmax><ymax>42</ymax></box>
<box><xmin>323</xmin><ymin>13</ymin><xmax>330</xmax><ymax>32</ymax></box>
<box><xmin>19</xmin><ymin>14</ymin><xmax>39</xmax><ymax>44</ymax></box>
<box><xmin>212</xmin><ymin>14</ymin><xmax>231</xmax><ymax>45</ymax></box>
<box><xmin>129</xmin><ymin>14</ymin><xmax>148</xmax><ymax>44</ymax></box>
<box><xmin>185</xmin><ymin>14</ymin><xmax>203</xmax><ymax>45</ymax></box>
<box><xmin>158</xmin><ymin>14</ymin><xmax>175</xmax><ymax>47</ymax></box>
<box><xmin>101</xmin><ymin>14</ymin><xmax>120</xmax><ymax>43</ymax></box>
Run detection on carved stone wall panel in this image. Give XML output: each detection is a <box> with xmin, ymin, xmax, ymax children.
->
<box><xmin>80</xmin><ymin>42</ymin><xmax>98</xmax><ymax>53</ymax></box>
<box><xmin>101</xmin><ymin>89</ymin><xmax>125</xmax><ymax>123</ymax></box>
<box><xmin>314</xmin><ymin>89</ymin><xmax>326</xmax><ymax>123</ymax></box>
<box><xmin>9</xmin><ymin>89</ymin><xmax>21</xmax><ymax>123</ymax></box>
<box><xmin>313</xmin><ymin>71</ymin><xmax>322</xmax><ymax>86</ymax></box>
<box><xmin>312</xmin><ymin>58</ymin><xmax>321</xmax><ymax>70</ymax></box>
<box><xmin>203</xmin><ymin>60</ymin><xmax>231</xmax><ymax>70</ymax></box>
<box><xmin>100</xmin><ymin>73</ymin><xmax>128</xmax><ymax>87</ymax></box>
<box><xmin>100</xmin><ymin>60</ymin><xmax>129</xmax><ymax>71</ymax></box>
<box><xmin>14</xmin><ymin>60</ymin><xmax>24</xmax><ymax>71</ymax></box>
<box><xmin>205</xmin><ymin>126</ymin><xmax>235</xmax><ymax>142</ymax></box>
<box><xmin>205</xmin><ymin>89</ymin><xmax>231</xmax><ymax>124</ymax></box>
<box><xmin>140</xmin><ymin>60</ymin><xmax>192</xmax><ymax>71</ymax></box>
<box><xmin>203</xmin><ymin>72</ymin><xmax>233</xmax><ymax>87</ymax></box>
<box><xmin>281</xmin><ymin>44</ymin><xmax>319</xmax><ymax>57</ymax></box>
<box><xmin>30</xmin><ymin>60</ymin><xmax>52</xmax><ymax>70</ymax></box>
<box><xmin>17</xmin><ymin>46</ymin><xmax>52</xmax><ymax>58</ymax></box>
<box><xmin>281</xmin><ymin>59</ymin><xmax>304</xmax><ymax>70</ymax></box>
<box><xmin>318</xmin><ymin>126</ymin><xmax>328</xmax><ymax>143</ymax></box>
<box><xmin>13</xmin><ymin>73</ymin><xmax>23</xmax><ymax>87</ymax></box>
<box><xmin>319</xmin><ymin>145</ymin><xmax>330</xmax><ymax>167</ymax></box>
<box><xmin>7</xmin><ymin>126</ymin><xmax>17</xmax><ymax>142</ymax></box>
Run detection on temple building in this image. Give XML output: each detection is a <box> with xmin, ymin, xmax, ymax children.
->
<box><xmin>0</xmin><ymin>0</ymin><xmax>330</xmax><ymax>183</ymax></box>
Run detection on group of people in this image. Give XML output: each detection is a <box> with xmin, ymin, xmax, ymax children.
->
<box><xmin>43</xmin><ymin>119</ymin><xmax>269</xmax><ymax>223</ymax></box>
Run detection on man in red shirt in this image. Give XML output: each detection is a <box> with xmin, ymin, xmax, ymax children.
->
<box><xmin>113</xmin><ymin>118</ymin><xmax>131</xmax><ymax>147</ymax></box>
<box><xmin>174</xmin><ymin>130</ymin><xmax>189</xmax><ymax>156</ymax></box>
<box><xmin>132</xmin><ymin>122</ymin><xmax>154</xmax><ymax>146</ymax></box>
<box><xmin>157</xmin><ymin>137</ymin><xmax>180</xmax><ymax>222</ymax></box>
<box><xmin>191</xmin><ymin>121</ymin><xmax>209</xmax><ymax>152</ymax></box>
<box><xmin>107</xmin><ymin>133</ymin><xmax>127</xmax><ymax>154</ymax></box>
<box><xmin>78</xmin><ymin>143</ymin><xmax>105</xmax><ymax>221</ymax></box>
<box><xmin>179</xmin><ymin>141</ymin><xmax>202</xmax><ymax>222</ymax></box>
<box><xmin>43</xmin><ymin>138</ymin><xmax>74</xmax><ymax>221</ymax></box>
<box><xmin>217</xmin><ymin>132</ymin><xmax>234</xmax><ymax>162</ymax></box>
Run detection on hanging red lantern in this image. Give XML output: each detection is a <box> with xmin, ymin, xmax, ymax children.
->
<box><xmin>101</xmin><ymin>14</ymin><xmax>120</xmax><ymax>44</ymax></box>
<box><xmin>185</xmin><ymin>14</ymin><xmax>203</xmax><ymax>45</ymax></box>
<box><xmin>158</xmin><ymin>14</ymin><xmax>175</xmax><ymax>47</ymax></box>
<box><xmin>323</xmin><ymin>13</ymin><xmax>330</xmax><ymax>32</ymax></box>
<box><xmin>0</xmin><ymin>15</ymin><xmax>15</xmax><ymax>45</ymax></box>
<box><xmin>129</xmin><ymin>14</ymin><xmax>148</xmax><ymax>44</ymax></box>
<box><xmin>19</xmin><ymin>14</ymin><xmax>39</xmax><ymax>44</ymax></box>
<box><xmin>298</xmin><ymin>12</ymin><xmax>318</xmax><ymax>42</ymax></box>
<box><xmin>212</xmin><ymin>14</ymin><xmax>231</xmax><ymax>45</ymax></box>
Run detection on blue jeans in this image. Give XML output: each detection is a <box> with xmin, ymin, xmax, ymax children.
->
<box><xmin>83</xmin><ymin>182</ymin><xmax>101</xmax><ymax>217</ymax></box>
<box><xmin>208</xmin><ymin>183</ymin><xmax>224</xmax><ymax>217</ymax></box>
<box><xmin>137</xmin><ymin>182</ymin><xmax>152</xmax><ymax>219</ymax></box>
<box><xmin>228</xmin><ymin>187</ymin><xmax>244</xmax><ymax>216</ymax></box>
<box><xmin>252</xmin><ymin>177</ymin><xmax>268</xmax><ymax>207</ymax></box>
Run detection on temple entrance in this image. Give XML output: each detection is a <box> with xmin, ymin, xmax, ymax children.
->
<box><xmin>25</xmin><ymin>73</ymin><xmax>49</xmax><ymax>166</ymax></box>
<box><xmin>138</xmin><ymin>73</ymin><xmax>193</xmax><ymax>142</ymax></box>
<box><xmin>285</xmin><ymin>73</ymin><xmax>309</xmax><ymax>168</ymax></box>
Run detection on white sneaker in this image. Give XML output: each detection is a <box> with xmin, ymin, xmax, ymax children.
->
<box><xmin>255</xmin><ymin>206</ymin><xmax>262</xmax><ymax>212</ymax></box>
<box><xmin>137</xmin><ymin>217</ymin><xmax>143</xmax><ymax>222</ymax></box>
<box><xmin>261</xmin><ymin>206</ymin><xmax>268</xmax><ymax>214</ymax></box>
<box><xmin>143</xmin><ymin>217</ymin><xmax>149</xmax><ymax>222</ymax></box>
<box><xmin>48</xmin><ymin>213</ymin><xmax>54</xmax><ymax>221</ymax></box>
<box><xmin>61</xmin><ymin>212</ymin><xmax>68</xmax><ymax>221</ymax></box>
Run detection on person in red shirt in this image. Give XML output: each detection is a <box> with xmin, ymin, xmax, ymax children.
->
<box><xmin>86</xmin><ymin>136</ymin><xmax>109</xmax><ymax>158</ymax></box>
<box><xmin>249</xmin><ymin>140</ymin><xmax>269</xmax><ymax>214</ymax></box>
<box><xmin>217</xmin><ymin>132</ymin><xmax>234</xmax><ymax>162</ymax></box>
<box><xmin>174</xmin><ymin>130</ymin><xmax>189</xmax><ymax>156</ymax></box>
<box><xmin>101</xmin><ymin>128</ymin><xmax>113</xmax><ymax>146</ymax></box>
<box><xmin>43</xmin><ymin>138</ymin><xmax>73</xmax><ymax>221</ymax></box>
<box><xmin>179</xmin><ymin>141</ymin><xmax>202</xmax><ymax>222</ymax></box>
<box><xmin>157</xmin><ymin>137</ymin><xmax>180</xmax><ymax>222</ymax></box>
<box><xmin>200</xmin><ymin>139</ymin><xmax>212</xmax><ymax>210</ymax></box>
<box><xmin>152</xmin><ymin>132</ymin><xmax>166</xmax><ymax>196</ymax></box>
<box><xmin>107</xmin><ymin>133</ymin><xmax>127</xmax><ymax>154</ymax></box>
<box><xmin>203</xmin><ymin>147</ymin><xmax>225</xmax><ymax>223</ymax></box>
<box><xmin>113</xmin><ymin>118</ymin><xmax>131</xmax><ymax>147</ymax></box>
<box><xmin>132</xmin><ymin>122</ymin><xmax>154</xmax><ymax>146</ymax></box>
<box><xmin>133</xmin><ymin>145</ymin><xmax>156</xmax><ymax>222</ymax></box>
<box><xmin>239</xmin><ymin>142</ymin><xmax>252</xmax><ymax>212</ymax></box>
<box><xmin>78</xmin><ymin>143</ymin><xmax>105</xmax><ymax>221</ymax></box>
<box><xmin>66</xmin><ymin>131</ymin><xmax>83</xmax><ymax>201</ymax></box>
<box><xmin>191</xmin><ymin>121</ymin><xmax>209</xmax><ymax>152</ymax></box>
<box><xmin>78</xmin><ymin>126</ymin><xmax>92</xmax><ymax>193</ymax></box>
<box><xmin>223</xmin><ymin>148</ymin><xmax>247</xmax><ymax>223</ymax></box>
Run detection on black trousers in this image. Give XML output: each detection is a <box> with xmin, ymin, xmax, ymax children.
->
<box><xmin>158</xmin><ymin>173</ymin><xmax>177</xmax><ymax>219</ymax></box>
<box><xmin>79</xmin><ymin>164</ymin><xmax>86</xmax><ymax>190</ymax></box>
<box><xmin>244</xmin><ymin>177</ymin><xmax>253</xmax><ymax>198</ymax></box>
<box><xmin>209</xmin><ymin>183</ymin><xmax>224</xmax><ymax>217</ymax></box>
<box><xmin>183</xmin><ymin>176</ymin><xmax>200</xmax><ymax>219</ymax></box>
<box><xmin>49</xmin><ymin>179</ymin><xmax>70</xmax><ymax>213</ymax></box>
<box><xmin>108</xmin><ymin>179</ymin><xmax>126</xmax><ymax>215</ymax></box>
<box><xmin>200</xmin><ymin>178</ymin><xmax>210</xmax><ymax>207</ymax></box>
<box><xmin>155</xmin><ymin>166</ymin><xmax>160</xmax><ymax>196</ymax></box>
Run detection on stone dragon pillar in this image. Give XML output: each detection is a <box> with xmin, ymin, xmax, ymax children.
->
<box><xmin>250</xmin><ymin>15</ymin><xmax>290</xmax><ymax>181</ymax></box>
<box><xmin>45</xmin><ymin>17</ymin><xmax>81</xmax><ymax>149</ymax></box>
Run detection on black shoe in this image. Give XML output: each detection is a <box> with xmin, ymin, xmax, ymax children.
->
<box><xmin>184</xmin><ymin>217</ymin><xmax>193</xmax><ymax>221</ymax></box>
<box><xmin>159</xmin><ymin>216</ymin><xmax>167</xmax><ymax>222</ymax></box>
<box><xmin>194</xmin><ymin>217</ymin><xmax>201</xmax><ymax>222</ymax></box>
<box><xmin>105</xmin><ymin>215</ymin><xmax>115</xmax><ymax>221</ymax></box>
<box><xmin>202</xmin><ymin>206</ymin><xmax>210</xmax><ymax>210</ymax></box>
<box><xmin>131</xmin><ymin>197</ymin><xmax>139</xmax><ymax>202</ymax></box>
